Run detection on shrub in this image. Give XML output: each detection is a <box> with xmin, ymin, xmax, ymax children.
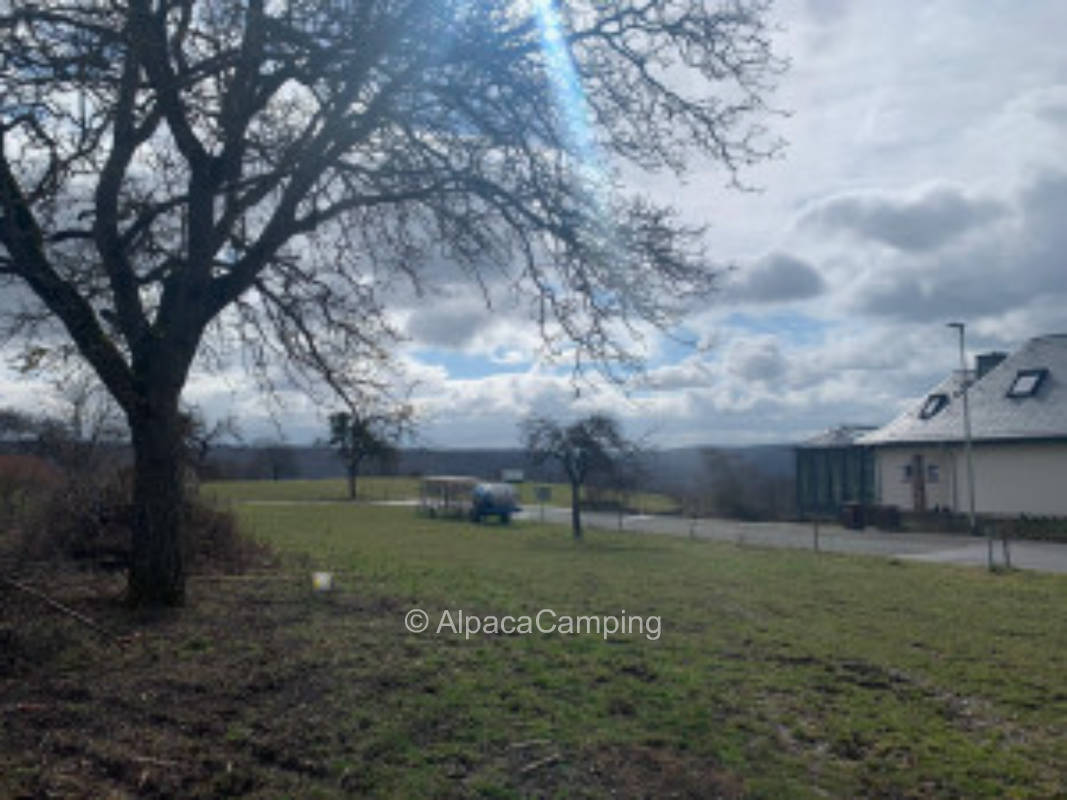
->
<box><xmin>17</xmin><ymin>469</ymin><xmax>270</xmax><ymax>574</ymax></box>
<box><xmin>0</xmin><ymin>454</ymin><xmax>64</xmax><ymax>530</ymax></box>
<box><xmin>182</xmin><ymin>500</ymin><xmax>273</xmax><ymax>574</ymax></box>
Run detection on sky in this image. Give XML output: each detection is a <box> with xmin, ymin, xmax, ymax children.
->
<box><xmin>3</xmin><ymin>0</ymin><xmax>1067</xmax><ymax>450</ymax></box>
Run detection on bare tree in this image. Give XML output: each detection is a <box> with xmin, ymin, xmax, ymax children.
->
<box><xmin>47</xmin><ymin>365</ymin><xmax>128</xmax><ymax>475</ymax></box>
<box><xmin>522</xmin><ymin>413</ymin><xmax>632</xmax><ymax>539</ymax></box>
<box><xmin>587</xmin><ymin>441</ymin><xmax>647</xmax><ymax>527</ymax></box>
<box><xmin>1</xmin><ymin>369</ymin><xmax>125</xmax><ymax>477</ymax></box>
<box><xmin>329</xmin><ymin>404</ymin><xmax>411</xmax><ymax>501</ymax></box>
<box><xmin>180</xmin><ymin>406</ymin><xmax>241</xmax><ymax>479</ymax></box>
<box><xmin>699</xmin><ymin>447</ymin><xmax>794</xmax><ymax>521</ymax></box>
<box><xmin>0</xmin><ymin>0</ymin><xmax>783</xmax><ymax>604</ymax></box>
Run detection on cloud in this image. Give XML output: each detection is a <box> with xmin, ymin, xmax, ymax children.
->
<box><xmin>845</xmin><ymin>171</ymin><xmax>1067</xmax><ymax>322</ymax></box>
<box><xmin>1036</xmin><ymin>100</ymin><xmax>1067</xmax><ymax>127</ymax></box>
<box><xmin>643</xmin><ymin>357</ymin><xmax>713</xmax><ymax>391</ymax></box>
<box><xmin>802</xmin><ymin>184</ymin><xmax>1005</xmax><ymax>252</ymax></box>
<box><xmin>725</xmin><ymin>336</ymin><xmax>787</xmax><ymax>384</ymax></box>
<box><xmin>404</xmin><ymin>294</ymin><xmax>490</xmax><ymax>349</ymax></box>
<box><xmin>5</xmin><ymin>0</ymin><xmax>1067</xmax><ymax>453</ymax></box>
<box><xmin>1004</xmin><ymin>84</ymin><xmax>1067</xmax><ymax>129</ymax></box>
<box><xmin>399</xmin><ymin>286</ymin><xmax>544</xmax><ymax>365</ymax></box>
<box><xmin>728</xmin><ymin>253</ymin><xmax>826</xmax><ymax>303</ymax></box>
<box><xmin>804</xmin><ymin>0</ymin><xmax>852</xmax><ymax>25</ymax></box>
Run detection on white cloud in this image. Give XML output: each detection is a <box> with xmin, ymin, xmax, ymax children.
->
<box><xmin>726</xmin><ymin>253</ymin><xmax>826</xmax><ymax>303</ymax></box>
<box><xmin>725</xmin><ymin>336</ymin><xmax>787</xmax><ymax>384</ymax></box>
<box><xmin>801</xmin><ymin>184</ymin><xmax>1005</xmax><ymax>252</ymax></box>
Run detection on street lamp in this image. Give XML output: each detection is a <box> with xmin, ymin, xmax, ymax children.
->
<box><xmin>946</xmin><ymin>322</ymin><xmax>989</xmax><ymax>569</ymax></box>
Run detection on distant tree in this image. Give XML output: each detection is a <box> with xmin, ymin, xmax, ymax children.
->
<box><xmin>1</xmin><ymin>0</ymin><xmax>783</xmax><ymax>605</ymax></box>
<box><xmin>55</xmin><ymin>370</ymin><xmax>126</xmax><ymax>449</ymax></box>
<box><xmin>522</xmin><ymin>413</ymin><xmax>632</xmax><ymax>539</ymax></box>
<box><xmin>180</xmin><ymin>407</ymin><xmax>241</xmax><ymax>479</ymax></box>
<box><xmin>251</xmin><ymin>440</ymin><xmax>300</xmax><ymax>482</ymax></box>
<box><xmin>587</xmin><ymin>442</ymin><xmax>647</xmax><ymax>527</ymax></box>
<box><xmin>699</xmin><ymin>448</ymin><xmax>794</xmax><ymax>521</ymax></box>
<box><xmin>2</xmin><ymin>377</ymin><xmax>124</xmax><ymax>477</ymax></box>
<box><xmin>329</xmin><ymin>406</ymin><xmax>412</xmax><ymax>500</ymax></box>
<box><xmin>44</xmin><ymin>367</ymin><xmax>127</xmax><ymax>475</ymax></box>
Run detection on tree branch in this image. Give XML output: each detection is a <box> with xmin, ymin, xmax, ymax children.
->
<box><xmin>0</xmin><ymin>142</ymin><xmax>136</xmax><ymax>412</ymax></box>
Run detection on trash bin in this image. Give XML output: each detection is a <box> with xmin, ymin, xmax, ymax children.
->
<box><xmin>870</xmin><ymin>504</ymin><xmax>901</xmax><ymax>531</ymax></box>
<box><xmin>840</xmin><ymin>502</ymin><xmax>865</xmax><ymax>530</ymax></box>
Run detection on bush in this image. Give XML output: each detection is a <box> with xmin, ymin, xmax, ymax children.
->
<box><xmin>182</xmin><ymin>500</ymin><xmax>273</xmax><ymax>574</ymax></box>
<box><xmin>997</xmin><ymin>514</ymin><xmax>1067</xmax><ymax>543</ymax></box>
<box><xmin>18</xmin><ymin>469</ymin><xmax>131</xmax><ymax>567</ymax></box>
<box><xmin>0</xmin><ymin>454</ymin><xmax>64</xmax><ymax>531</ymax></box>
<box><xmin>687</xmin><ymin>449</ymin><xmax>796</xmax><ymax>522</ymax></box>
<box><xmin>899</xmin><ymin>510</ymin><xmax>1067</xmax><ymax>542</ymax></box>
<box><xmin>17</xmin><ymin>469</ymin><xmax>270</xmax><ymax>574</ymax></box>
<box><xmin>900</xmin><ymin>509</ymin><xmax>971</xmax><ymax>535</ymax></box>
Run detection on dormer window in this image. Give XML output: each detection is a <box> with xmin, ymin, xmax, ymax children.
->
<box><xmin>919</xmin><ymin>393</ymin><xmax>948</xmax><ymax>419</ymax></box>
<box><xmin>1006</xmin><ymin>368</ymin><xmax>1048</xmax><ymax>399</ymax></box>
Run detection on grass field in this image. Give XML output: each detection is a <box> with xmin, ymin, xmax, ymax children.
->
<box><xmin>204</xmin><ymin>475</ymin><xmax>681</xmax><ymax>514</ymax></box>
<box><xmin>3</xmin><ymin>502</ymin><xmax>1066</xmax><ymax>798</ymax></box>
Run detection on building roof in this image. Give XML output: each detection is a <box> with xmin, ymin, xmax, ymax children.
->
<box><xmin>798</xmin><ymin>424</ymin><xmax>879</xmax><ymax>449</ymax></box>
<box><xmin>858</xmin><ymin>334</ymin><xmax>1067</xmax><ymax>446</ymax></box>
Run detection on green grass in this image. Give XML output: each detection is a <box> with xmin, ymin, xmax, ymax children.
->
<box><xmin>238</xmin><ymin>504</ymin><xmax>1066</xmax><ymax>797</ymax></box>
<box><xmin>204</xmin><ymin>476</ymin><xmax>680</xmax><ymax>513</ymax></box>
<box><xmin>4</xmin><ymin>503</ymin><xmax>1065</xmax><ymax>798</ymax></box>
<box><xmin>203</xmin><ymin>475</ymin><xmax>422</xmax><ymax>503</ymax></box>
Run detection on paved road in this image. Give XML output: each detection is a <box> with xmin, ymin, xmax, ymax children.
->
<box><xmin>246</xmin><ymin>498</ymin><xmax>1067</xmax><ymax>575</ymax></box>
<box><xmin>516</xmin><ymin>506</ymin><xmax>1067</xmax><ymax>575</ymax></box>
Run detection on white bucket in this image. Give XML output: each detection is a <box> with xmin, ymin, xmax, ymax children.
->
<box><xmin>311</xmin><ymin>571</ymin><xmax>334</xmax><ymax>592</ymax></box>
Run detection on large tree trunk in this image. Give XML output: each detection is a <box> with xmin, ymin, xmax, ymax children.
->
<box><xmin>127</xmin><ymin>399</ymin><xmax>186</xmax><ymax>607</ymax></box>
<box><xmin>570</xmin><ymin>480</ymin><xmax>583</xmax><ymax>540</ymax></box>
<box><xmin>347</xmin><ymin>466</ymin><xmax>357</xmax><ymax>500</ymax></box>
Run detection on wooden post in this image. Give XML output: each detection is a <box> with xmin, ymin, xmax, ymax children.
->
<box><xmin>813</xmin><ymin>519</ymin><xmax>820</xmax><ymax>553</ymax></box>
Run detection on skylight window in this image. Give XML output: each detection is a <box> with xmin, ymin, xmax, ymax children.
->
<box><xmin>919</xmin><ymin>393</ymin><xmax>948</xmax><ymax>419</ymax></box>
<box><xmin>1006</xmin><ymin>368</ymin><xmax>1048</xmax><ymax>398</ymax></box>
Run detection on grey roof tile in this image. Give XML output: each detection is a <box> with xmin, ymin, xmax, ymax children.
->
<box><xmin>858</xmin><ymin>334</ymin><xmax>1067</xmax><ymax>445</ymax></box>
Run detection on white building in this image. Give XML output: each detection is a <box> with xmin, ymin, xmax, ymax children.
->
<box><xmin>858</xmin><ymin>334</ymin><xmax>1067</xmax><ymax>517</ymax></box>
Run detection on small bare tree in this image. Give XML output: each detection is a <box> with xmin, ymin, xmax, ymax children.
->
<box><xmin>180</xmin><ymin>406</ymin><xmax>241</xmax><ymax>480</ymax></box>
<box><xmin>522</xmin><ymin>413</ymin><xmax>632</xmax><ymax>539</ymax></box>
<box><xmin>329</xmin><ymin>404</ymin><xmax>412</xmax><ymax>501</ymax></box>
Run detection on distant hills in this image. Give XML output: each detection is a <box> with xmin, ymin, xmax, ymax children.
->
<box><xmin>205</xmin><ymin>443</ymin><xmax>796</xmax><ymax>493</ymax></box>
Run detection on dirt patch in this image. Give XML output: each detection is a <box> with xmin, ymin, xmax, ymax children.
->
<box><xmin>585</xmin><ymin>743</ymin><xmax>745</xmax><ymax>799</ymax></box>
<box><xmin>3</xmin><ymin>568</ymin><xmax>751</xmax><ymax>799</ymax></box>
<box><xmin>0</xmin><ymin>570</ymin><xmax>347</xmax><ymax>798</ymax></box>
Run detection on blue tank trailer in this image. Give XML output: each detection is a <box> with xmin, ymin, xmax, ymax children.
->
<box><xmin>469</xmin><ymin>482</ymin><xmax>521</xmax><ymax>524</ymax></box>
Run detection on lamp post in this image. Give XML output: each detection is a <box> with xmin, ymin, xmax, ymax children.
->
<box><xmin>947</xmin><ymin>322</ymin><xmax>988</xmax><ymax>569</ymax></box>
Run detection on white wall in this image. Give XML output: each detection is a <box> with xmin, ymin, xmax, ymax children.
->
<box><xmin>875</xmin><ymin>446</ymin><xmax>957</xmax><ymax>512</ymax></box>
<box><xmin>874</xmin><ymin>442</ymin><xmax>1067</xmax><ymax>516</ymax></box>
